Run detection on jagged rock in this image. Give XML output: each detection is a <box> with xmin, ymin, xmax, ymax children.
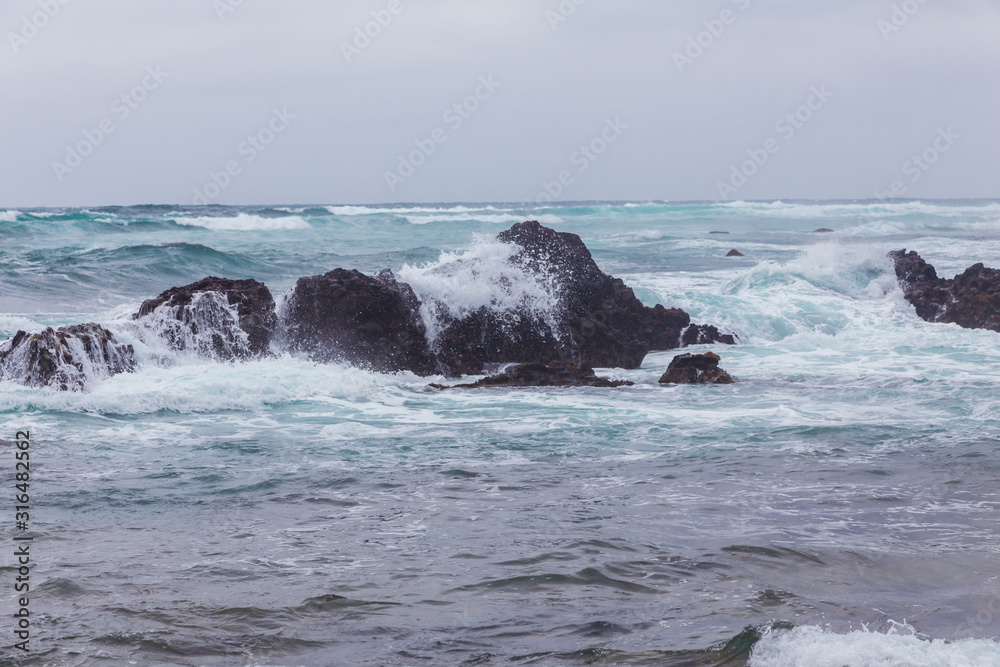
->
<box><xmin>135</xmin><ymin>277</ymin><xmax>276</xmax><ymax>359</ymax></box>
<box><xmin>658</xmin><ymin>352</ymin><xmax>734</xmax><ymax>385</ymax></box>
<box><xmin>433</xmin><ymin>221</ymin><xmax>735</xmax><ymax>374</ymax></box>
<box><xmin>283</xmin><ymin>268</ymin><xmax>438</xmax><ymax>375</ymax></box>
<box><xmin>0</xmin><ymin>323</ymin><xmax>135</xmax><ymax>391</ymax></box>
<box><xmin>890</xmin><ymin>250</ymin><xmax>1000</xmax><ymax>331</ymax></box>
<box><xmin>726</xmin><ymin>249</ymin><xmax>745</xmax><ymax>257</ymax></box>
<box><xmin>431</xmin><ymin>362</ymin><xmax>633</xmax><ymax>389</ymax></box>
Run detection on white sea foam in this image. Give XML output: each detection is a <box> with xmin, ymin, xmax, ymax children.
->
<box><xmin>403</xmin><ymin>213</ymin><xmax>562</xmax><ymax>225</ymax></box>
<box><xmin>326</xmin><ymin>204</ymin><xmax>497</xmax><ymax>216</ymax></box>
<box><xmin>0</xmin><ymin>316</ymin><xmax>43</xmax><ymax>337</ymax></box>
<box><xmin>720</xmin><ymin>200</ymin><xmax>1000</xmax><ymax>220</ymax></box>
<box><xmin>171</xmin><ymin>213</ymin><xmax>311</xmax><ymax>231</ymax></box>
<box><xmin>0</xmin><ymin>210</ymin><xmax>20</xmax><ymax>222</ymax></box>
<box><xmin>751</xmin><ymin>625</ymin><xmax>1000</xmax><ymax>667</ymax></box>
<box><xmin>0</xmin><ymin>354</ymin><xmax>387</xmax><ymax>414</ymax></box>
<box><xmin>397</xmin><ymin>237</ymin><xmax>564</xmax><ymax>348</ymax></box>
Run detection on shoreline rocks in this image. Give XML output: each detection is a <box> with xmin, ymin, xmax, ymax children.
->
<box><xmin>890</xmin><ymin>250</ymin><xmax>1000</xmax><ymax>332</ymax></box>
<box><xmin>432</xmin><ymin>362</ymin><xmax>633</xmax><ymax>389</ymax></box>
<box><xmin>2</xmin><ymin>221</ymin><xmax>739</xmax><ymax>389</ymax></box>
<box><xmin>134</xmin><ymin>277</ymin><xmax>277</xmax><ymax>359</ymax></box>
<box><xmin>282</xmin><ymin>268</ymin><xmax>439</xmax><ymax>375</ymax></box>
<box><xmin>658</xmin><ymin>352</ymin><xmax>734</xmax><ymax>385</ymax></box>
<box><xmin>0</xmin><ymin>324</ymin><xmax>136</xmax><ymax>391</ymax></box>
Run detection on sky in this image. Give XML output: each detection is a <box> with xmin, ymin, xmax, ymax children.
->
<box><xmin>1</xmin><ymin>0</ymin><xmax>997</xmax><ymax>207</ymax></box>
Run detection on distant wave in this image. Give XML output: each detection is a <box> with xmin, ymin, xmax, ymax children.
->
<box><xmin>720</xmin><ymin>200</ymin><xmax>1000</xmax><ymax>219</ymax></box>
<box><xmin>171</xmin><ymin>213</ymin><xmax>311</xmax><ymax>231</ymax></box>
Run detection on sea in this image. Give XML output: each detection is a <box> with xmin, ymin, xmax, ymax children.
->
<box><xmin>1</xmin><ymin>200</ymin><xmax>999</xmax><ymax>666</ymax></box>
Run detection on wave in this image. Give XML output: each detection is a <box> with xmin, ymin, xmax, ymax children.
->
<box><xmin>0</xmin><ymin>210</ymin><xmax>20</xmax><ymax>223</ymax></box>
<box><xmin>397</xmin><ymin>237</ymin><xmax>563</xmax><ymax>348</ymax></box>
<box><xmin>171</xmin><ymin>213</ymin><xmax>311</xmax><ymax>231</ymax></box>
<box><xmin>403</xmin><ymin>213</ymin><xmax>564</xmax><ymax>225</ymax></box>
<box><xmin>750</xmin><ymin>623</ymin><xmax>1000</xmax><ymax>666</ymax></box>
<box><xmin>720</xmin><ymin>199</ymin><xmax>1000</xmax><ymax>220</ymax></box>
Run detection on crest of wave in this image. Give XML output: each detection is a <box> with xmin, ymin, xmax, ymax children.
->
<box><xmin>750</xmin><ymin>622</ymin><xmax>1000</xmax><ymax>667</ymax></box>
<box><xmin>397</xmin><ymin>238</ymin><xmax>565</xmax><ymax>349</ymax></box>
<box><xmin>129</xmin><ymin>291</ymin><xmax>253</xmax><ymax>363</ymax></box>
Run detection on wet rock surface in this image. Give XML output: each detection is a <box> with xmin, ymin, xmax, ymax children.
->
<box><xmin>891</xmin><ymin>250</ymin><xmax>1000</xmax><ymax>332</ymax></box>
<box><xmin>432</xmin><ymin>362</ymin><xmax>633</xmax><ymax>389</ymax></box>
<box><xmin>441</xmin><ymin>221</ymin><xmax>735</xmax><ymax>371</ymax></box>
<box><xmin>658</xmin><ymin>352</ymin><xmax>734</xmax><ymax>385</ymax></box>
<box><xmin>0</xmin><ymin>323</ymin><xmax>136</xmax><ymax>391</ymax></box>
<box><xmin>282</xmin><ymin>268</ymin><xmax>439</xmax><ymax>375</ymax></box>
<box><xmin>134</xmin><ymin>277</ymin><xmax>277</xmax><ymax>359</ymax></box>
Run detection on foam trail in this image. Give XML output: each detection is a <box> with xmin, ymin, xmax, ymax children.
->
<box><xmin>171</xmin><ymin>213</ymin><xmax>311</xmax><ymax>231</ymax></box>
<box><xmin>751</xmin><ymin>625</ymin><xmax>1000</xmax><ymax>667</ymax></box>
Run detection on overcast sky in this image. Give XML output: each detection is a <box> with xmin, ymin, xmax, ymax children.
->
<box><xmin>1</xmin><ymin>0</ymin><xmax>997</xmax><ymax>207</ymax></box>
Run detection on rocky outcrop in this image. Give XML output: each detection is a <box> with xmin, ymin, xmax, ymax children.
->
<box><xmin>282</xmin><ymin>268</ymin><xmax>438</xmax><ymax>375</ymax></box>
<box><xmin>890</xmin><ymin>250</ymin><xmax>1000</xmax><ymax>332</ymax></box>
<box><xmin>433</xmin><ymin>221</ymin><xmax>735</xmax><ymax>374</ymax></box>
<box><xmin>432</xmin><ymin>362</ymin><xmax>633</xmax><ymax>389</ymax></box>
<box><xmin>134</xmin><ymin>277</ymin><xmax>277</xmax><ymax>359</ymax></box>
<box><xmin>726</xmin><ymin>249</ymin><xmax>745</xmax><ymax>257</ymax></box>
<box><xmin>658</xmin><ymin>352</ymin><xmax>734</xmax><ymax>385</ymax></box>
<box><xmin>0</xmin><ymin>324</ymin><xmax>135</xmax><ymax>391</ymax></box>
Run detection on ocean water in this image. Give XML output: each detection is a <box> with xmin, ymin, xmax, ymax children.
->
<box><xmin>1</xmin><ymin>200</ymin><xmax>1000</xmax><ymax>666</ymax></box>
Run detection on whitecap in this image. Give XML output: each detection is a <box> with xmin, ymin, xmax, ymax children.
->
<box><xmin>171</xmin><ymin>213</ymin><xmax>311</xmax><ymax>231</ymax></box>
<box><xmin>751</xmin><ymin>624</ymin><xmax>1000</xmax><ymax>667</ymax></box>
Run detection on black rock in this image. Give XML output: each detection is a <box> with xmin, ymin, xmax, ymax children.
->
<box><xmin>890</xmin><ymin>250</ymin><xmax>1000</xmax><ymax>331</ymax></box>
<box><xmin>726</xmin><ymin>249</ymin><xmax>745</xmax><ymax>257</ymax></box>
<box><xmin>0</xmin><ymin>323</ymin><xmax>136</xmax><ymax>391</ymax></box>
<box><xmin>432</xmin><ymin>362</ymin><xmax>633</xmax><ymax>389</ymax></box>
<box><xmin>282</xmin><ymin>268</ymin><xmax>438</xmax><ymax>375</ymax></box>
<box><xmin>135</xmin><ymin>277</ymin><xmax>277</xmax><ymax>359</ymax></box>
<box><xmin>658</xmin><ymin>352</ymin><xmax>734</xmax><ymax>385</ymax></box>
<box><xmin>813</xmin><ymin>228</ymin><xmax>835</xmax><ymax>233</ymax></box>
<box><xmin>433</xmin><ymin>221</ymin><xmax>735</xmax><ymax>374</ymax></box>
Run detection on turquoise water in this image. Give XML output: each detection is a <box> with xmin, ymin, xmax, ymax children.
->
<box><xmin>2</xmin><ymin>201</ymin><xmax>1000</xmax><ymax>665</ymax></box>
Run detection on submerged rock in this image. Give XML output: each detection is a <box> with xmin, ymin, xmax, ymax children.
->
<box><xmin>0</xmin><ymin>323</ymin><xmax>135</xmax><ymax>391</ymax></box>
<box><xmin>813</xmin><ymin>228</ymin><xmax>834</xmax><ymax>233</ymax></box>
<box><xmin>432</xmin><ymin>362</ymin><xmax>633</xmax><ymax>389</ymax></box>
<box><xmin>135</xmin><ymin>277</ymin><xmax>277</xmax><ymax>359</ymax></box>
<box><xmin>432</xmin><ymin>221</ymin><xmax>735</xmax><ymax>374</ymax></box>
<box><xmin>726</xmin><ymin>249</ymin><xmax>745</xmax><ymax>257</ymax></box>
<box><xmin>658</xmin><ymin>352</ymin><xmax>734</xmax><ymax>385</ymax></box>
<box><xmin>282</xmin><ymin>268</ymin><xmax>438</xmax><ymax>375</ymax></box>
<box><xmin>890</xmin><ymin>250</ymin><xmax>1000</xmax><ymax>331</ymax></box>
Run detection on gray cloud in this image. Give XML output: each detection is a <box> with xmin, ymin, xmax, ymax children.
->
<box><xmin>1</xmin><ymin>0</ymin><xmax>997</xmax><ymax>206</ymax></box>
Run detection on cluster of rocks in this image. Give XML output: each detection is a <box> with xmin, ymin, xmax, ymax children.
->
<box><xmin>891</xmin><ymin>250</ymin><xmax>1000</xmax><ymax>332</ymax></box>
<box><xmin>0</xmin><ymin>221</ymin><xmax>738</xmax><ymax>391</ymax></box>
<box><xmin>0</xmin><ymin>324</ymin><xmax>135</xmax><ymax>392</ymax></box>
